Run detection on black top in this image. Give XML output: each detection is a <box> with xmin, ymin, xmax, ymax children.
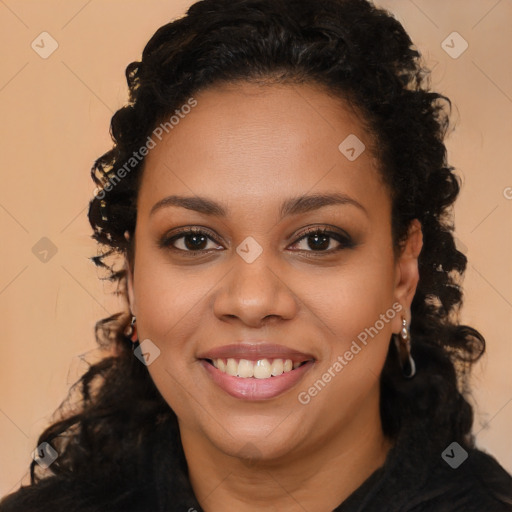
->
<box><xmin>1</xmin><ymin>422</ymin><xmax>511</xmax><ymax>512</ymax></box>
<box><xmin>333</xmin><ymin>443</ymin><xmax>512</xmax><ymax>511</ymax></box>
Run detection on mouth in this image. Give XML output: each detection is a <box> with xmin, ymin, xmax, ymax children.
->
<box><xmin>198</xmin><ymin>343</ymin><xmax>315</xmax><ymax>400</ymax></box>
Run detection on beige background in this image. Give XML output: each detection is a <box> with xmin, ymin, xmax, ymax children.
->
<box><xmin>1</xmin><ymin>0</ymin><xmax>511</xmax><ymax>497</ymax></box>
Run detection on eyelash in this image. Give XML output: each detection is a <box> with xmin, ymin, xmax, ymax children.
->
<box><xmin>159</xmin><ymin>226</ymin><xmax>354</xmax><ymax>258</ymax></box>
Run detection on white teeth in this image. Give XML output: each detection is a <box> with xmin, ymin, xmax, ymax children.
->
<box><xmin>237</xmin><ymin>359</ymin><xmax>254</xmax><ymax>378</ymax></box>
<box><xmin>253</xmin><ymin>359</ymin><xmax>271</xmax><ymax>379</ymax></box>
<box><xmin>271</xmin><ymin>358</ymin><xmax>284</xmax><ymax>376</ymax></box>
<box><xmin>212</xmin><ymin>357</ymin><xmax>305</xmax><ymax>379</ymax></box>
<box><xmin>226</xmin><ymin>358</ymin><xmax>238</xmax><ymax>376</ymax></box>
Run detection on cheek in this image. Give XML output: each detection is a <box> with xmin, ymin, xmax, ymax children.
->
<box><xmin>133</xmin><ymin>249</ymin><xmax>216</xmax><ymax>341</ymax></box>
<box><xmin>295</xmin><ymin>268</ymin><xmax>396</xmax><ymax>419</ymax></box>
<box><xmin>299</xmin><ymin>252</ymin><xmax>396</xmax><ymax>344</ymax></box>
<box><xmin>132</xmin><ymin>253</ymin><xmax>212</xmax><ymax>418</ymax></box>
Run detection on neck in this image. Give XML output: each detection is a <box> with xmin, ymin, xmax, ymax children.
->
<box><xmin>180</xmin><ymin>390</ymin><xmax>392</xmax><ymax>512</ymax></box>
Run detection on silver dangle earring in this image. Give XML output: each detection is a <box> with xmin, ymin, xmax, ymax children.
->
<box><xmin>124</xmin><ymin>316</ymin><xmax>138</xmax><ymax>345</ymax></box>
<box><xmin>394</xmin><ymin>316</ymin><xmax>416</xmax><ymax>378</ymax></box>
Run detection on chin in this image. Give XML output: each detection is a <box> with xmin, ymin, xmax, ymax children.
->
<box><xmin>200</xmin><ymin>411</ymin><xmax>309</xmax><ymax>463</ymax></box>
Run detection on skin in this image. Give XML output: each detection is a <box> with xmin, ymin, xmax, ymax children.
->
<box><xmin>125</xmin><ymin>81</ymin><xmax>423</xmax><ymax>512</ymax></box>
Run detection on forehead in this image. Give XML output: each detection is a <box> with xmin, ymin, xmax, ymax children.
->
<box><xmin>138</xmin><ymin>81</ymin><xmax>386</xmax><ymax>215</ymax></box>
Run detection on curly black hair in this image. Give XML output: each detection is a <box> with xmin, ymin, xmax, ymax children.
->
<box><xmin>0</xmin><ymin>0</ymin><xmax>490</xmax><ymax>510</ymax></box>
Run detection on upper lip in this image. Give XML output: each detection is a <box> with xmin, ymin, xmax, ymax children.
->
<box><xmin>198</xmin><ymin>343</ymin><xmax>315</xmax><ymax>362</ymax></box>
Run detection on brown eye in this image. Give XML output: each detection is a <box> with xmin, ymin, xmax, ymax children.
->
<box><xmin>290</xmin><ymin>227</ymin><xmax>354</xmax><ymax>254</ymax></box>
<box><xmin>160</xmin><ymin>228</ymin><xmax>224</xmax><ymax>254</ymax></box>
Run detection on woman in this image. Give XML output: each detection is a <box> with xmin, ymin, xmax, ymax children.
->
<box><xmin>1</xmin><ymin>0</ymin><xmax>511</xmax><ymax>510</ymax></box>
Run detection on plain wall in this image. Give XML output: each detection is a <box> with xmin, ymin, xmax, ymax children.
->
<box><xmin>1</xmin><ymin>0</ymin><xmax>511</xmax><ymax>497</ymax></box>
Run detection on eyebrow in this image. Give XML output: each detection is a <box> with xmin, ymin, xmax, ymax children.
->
<box><xmin>149</xmin><ymin>192</ymin><xmax>367</xmax><ymax>219</ymax></box>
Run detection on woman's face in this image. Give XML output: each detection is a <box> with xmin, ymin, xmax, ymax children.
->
<box><xmin>126</xmin><ymin>81</ymin><xmax>421</xmax><ymax>463</ymax></box>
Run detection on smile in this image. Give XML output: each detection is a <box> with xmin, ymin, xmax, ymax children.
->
<box><xmin>198</xmin><ymin>343</ymin><xmax>316</xmax><ymax>400</ymax></box>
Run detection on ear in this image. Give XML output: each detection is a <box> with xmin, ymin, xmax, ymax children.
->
<box><xmin>392</xmin><ymin>219</ymin><xmax>423</xmax><ymax>332</ymax></box>
<box><xmin>125</xmin><ymin>255</ymin><xmax>136</xmax><ymax>317</ymax></box>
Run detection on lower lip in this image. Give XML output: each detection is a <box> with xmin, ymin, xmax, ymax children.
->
<box><xmin>201</xmin><ymin>360</ymin><xmax>314</xmax><ymax>401</ymax></box>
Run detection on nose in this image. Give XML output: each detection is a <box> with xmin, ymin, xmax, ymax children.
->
<box><xmin>212</xmin><ymin>251</ymin><xmax>298</xmax><ymax>328</ymax></box>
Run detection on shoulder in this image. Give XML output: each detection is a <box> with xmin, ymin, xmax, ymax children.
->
<box><xmin>0</xmin><ymin>477</ymin><xmax>157</xmax><ymax>512</ymax></box>
<box><xmin>409</xmin><ymin>447</ymin><xmax>512</xmax><ymax>511</ymax></box>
